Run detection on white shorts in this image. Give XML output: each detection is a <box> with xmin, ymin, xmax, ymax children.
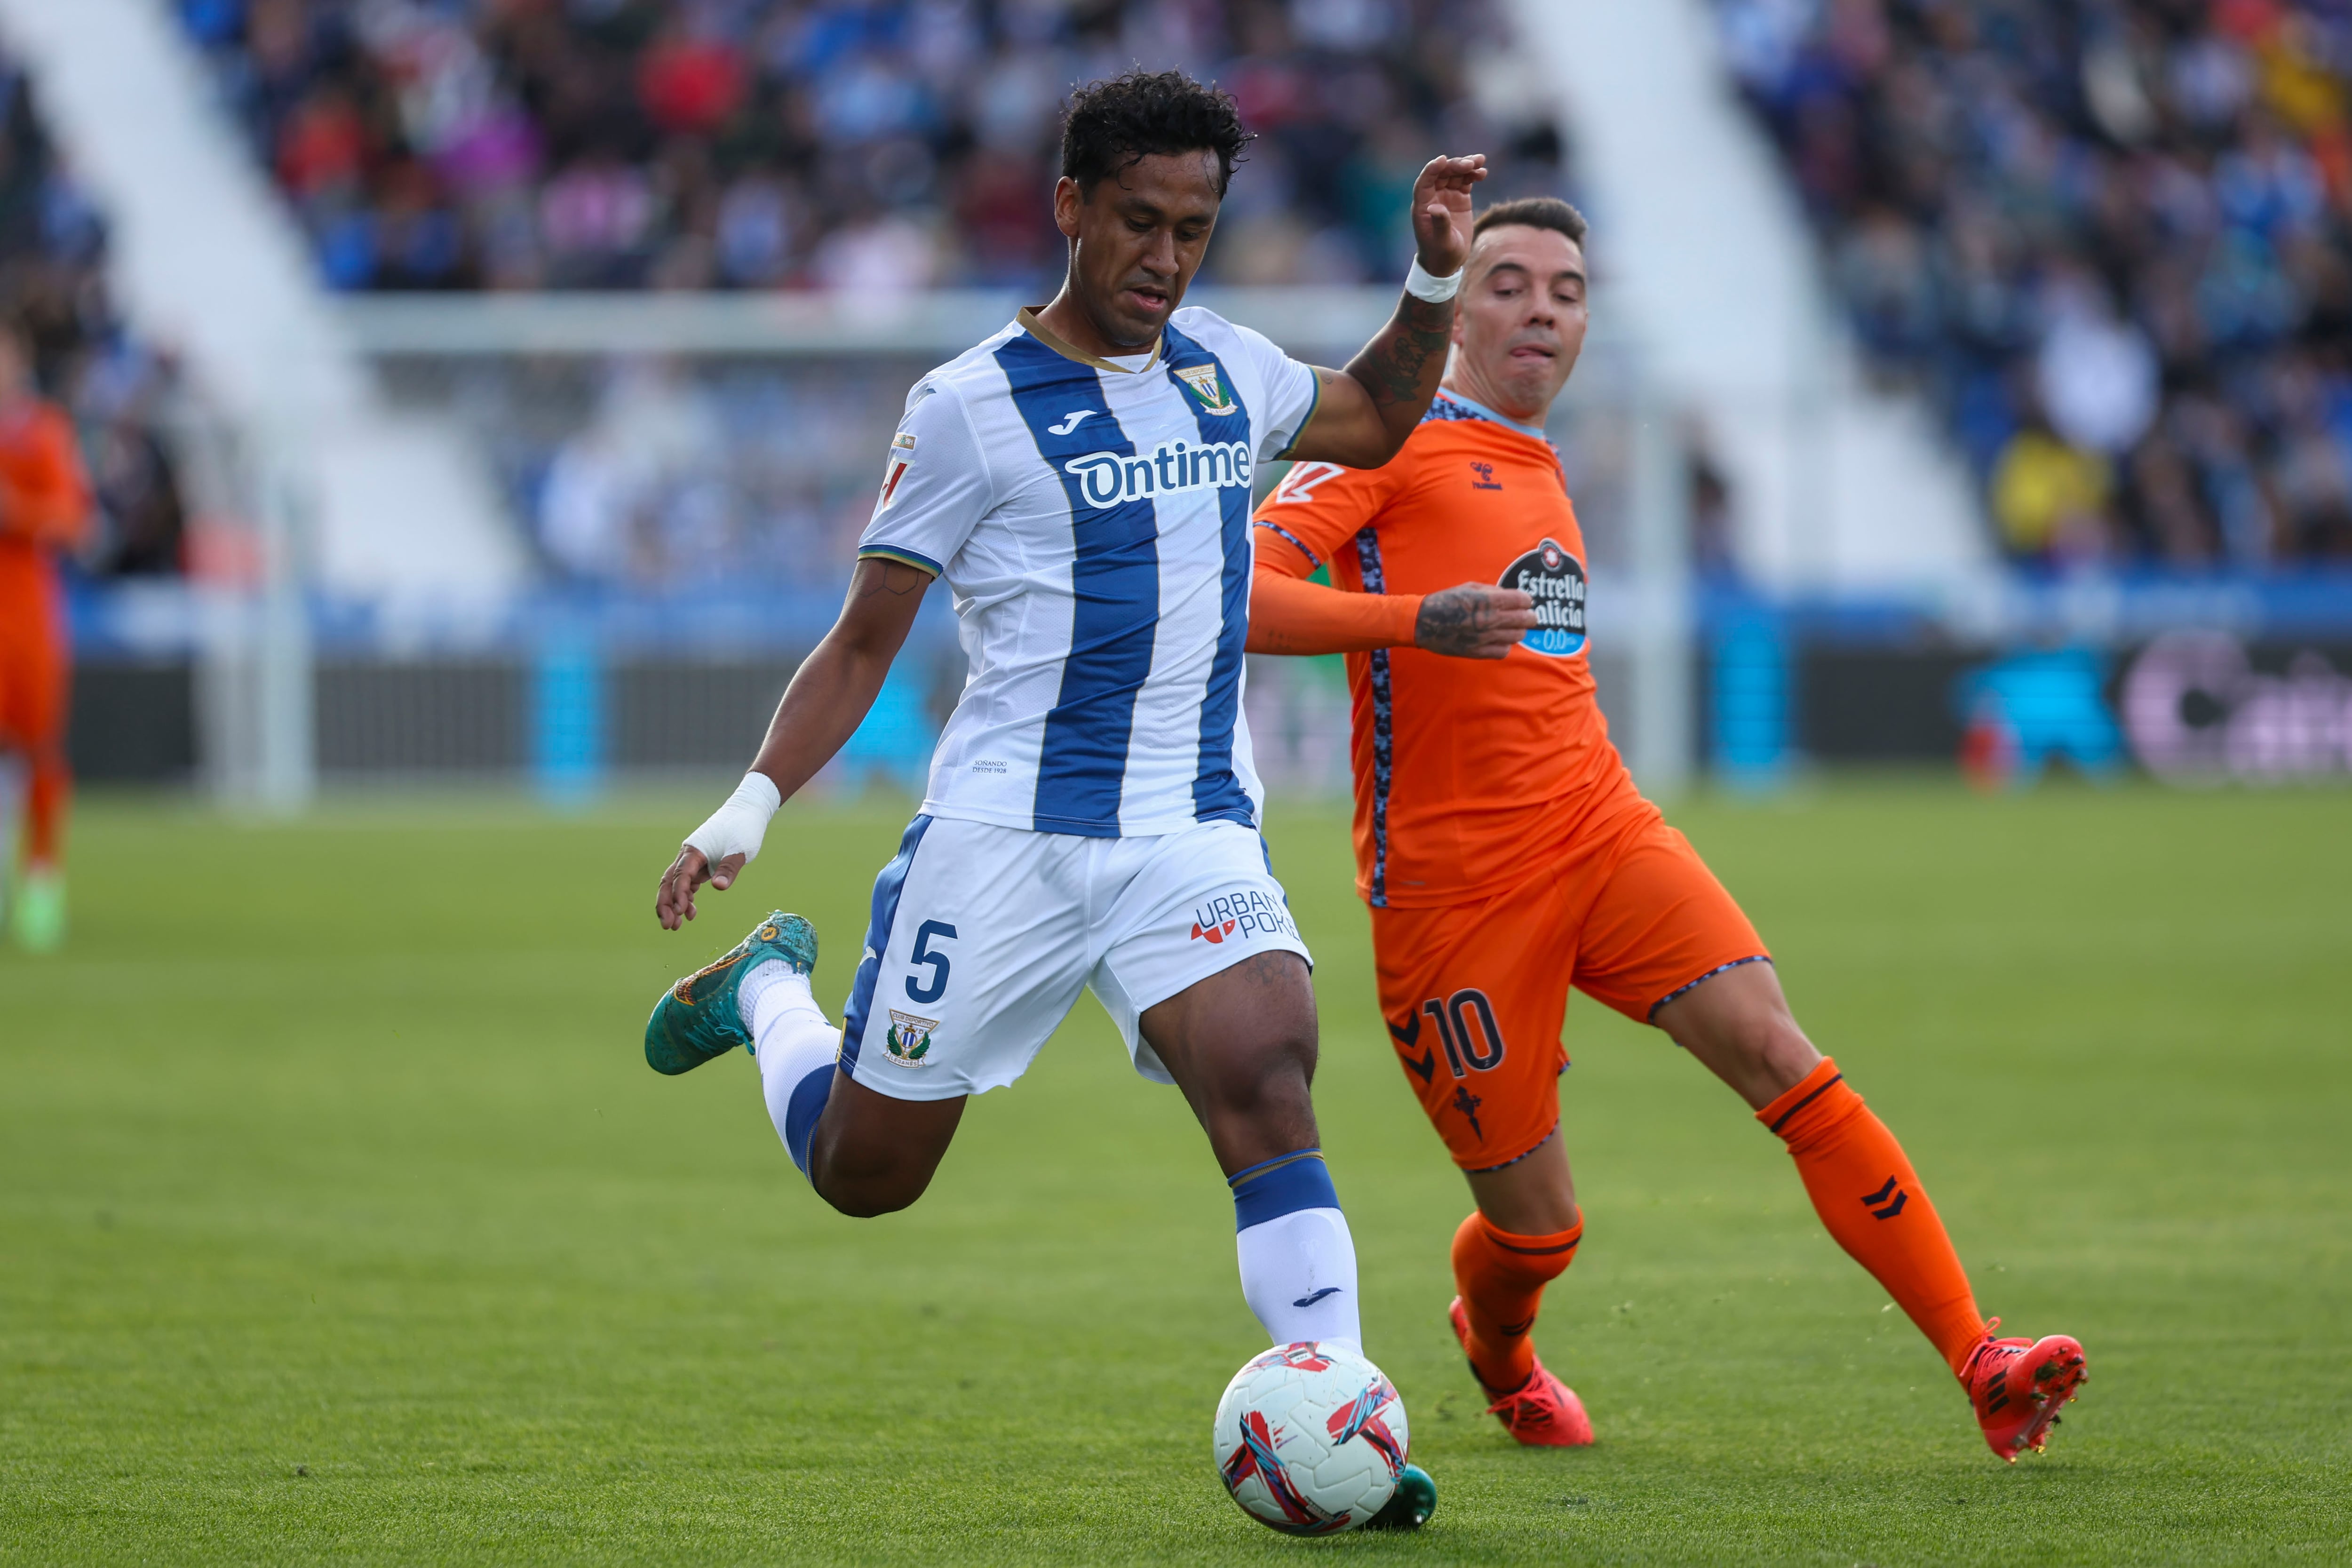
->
<box><xmin>838</xmin><ymin>814</ymin><xmax>1312</xmax><ymax>1100</ymax></box>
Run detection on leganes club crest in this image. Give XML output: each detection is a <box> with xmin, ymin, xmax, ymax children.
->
<box><xmin>883</xmin><ymin>1009</ymin><xmax>938</xmax><ymax>1067</ymax></box>
<box><xmin>1175</xmin><ymin>363</ymin><xmax>1238</xmax><ymax>415</ymax></box>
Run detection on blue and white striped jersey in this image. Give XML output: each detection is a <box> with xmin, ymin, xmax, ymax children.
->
<box><xmin>858</xmin><ymin>305</ymin><xmax>1320</xmax><ymax>838</ymax></box>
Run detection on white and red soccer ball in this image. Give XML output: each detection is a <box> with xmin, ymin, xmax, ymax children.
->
<box><xmin>1213</xmin><ymin>1342</ymin><xmax>1410</xmax><ymax>1535</ymax></box>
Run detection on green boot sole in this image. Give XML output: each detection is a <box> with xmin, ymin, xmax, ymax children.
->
<box><xmin>14</xmin><ymin>871</ymin><xmax>64</xmax><ymax>955</ymax></box>
<box><xmin>644</xmin><ymin>911</ymin><xmax>818</xmax><ymax>1075</ymax></box>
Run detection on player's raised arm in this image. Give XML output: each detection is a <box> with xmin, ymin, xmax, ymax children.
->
<box><xmin>1281</xmin><ymin>154</ymin><xmax>1485</xmax><ymax>469</ymax></box>
<box><xmin>654</xmin><ymin>557</ymin><xmax>933</xmax><ymax>929</ymax></box>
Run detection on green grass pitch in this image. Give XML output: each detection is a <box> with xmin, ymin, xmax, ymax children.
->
<box><xmin>3</xmin><ymin>782</ymin><xmax>2349</xmax><ymax>1564</ymax></box>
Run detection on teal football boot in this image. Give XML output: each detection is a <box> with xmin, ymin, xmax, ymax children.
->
<box><xmin>644</xmin><ymin>911</ymin><xmax>818</xmax><ymax>1075</ymax></box>
<box><xmin>1363</xmin><ymin>1464</ymin><xmax>1436</xmax><ymax>1531</ymax></box>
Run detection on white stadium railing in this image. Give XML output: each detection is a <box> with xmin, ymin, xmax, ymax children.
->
<box><xmin>177</xmin><ymin>287</ymin><xmax>1693</xmax><ymax>803</ymax></box>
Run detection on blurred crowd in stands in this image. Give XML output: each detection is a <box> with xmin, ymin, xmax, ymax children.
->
<box><xmin>183</xmin><ymin>0</ymin><xmax>1568</xmax><ymax>296</ymax></box>
<box><xmin>1719</xmin><ymin>0</ymin><xmax>2352</xmax><ymax>568</ymax></box>
<box><xmin>0</xmin><ymin>64</ymin><xmax>186</xmax><ymax>579</ymax></box>
<box><xmin>180</xmin><ymin>0</ymin><xmax>1570</xmax><ymax>588</ymax></box>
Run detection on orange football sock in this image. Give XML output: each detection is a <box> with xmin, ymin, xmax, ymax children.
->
<box><xmin>24</xmin><ymin>748</ymin><xmax>67</xmax><ymax>868</ymax></box>
<box><xmin>1759</xmin><ymin>1057</ymin><xmax>1986</xmax><ymax>1377</ymax></box>
<box><xmin>1451</xmin><ymin>1209</ymin><xmax>1582</xmax><ymax>1393</ymax></box>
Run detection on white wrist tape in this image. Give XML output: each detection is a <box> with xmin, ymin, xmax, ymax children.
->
<box><xmin>685</xmin><ymin>771</ymin><xmax>782</xmax><ymax>871</ymax></box>
<box><xmin>1404</xmin><ymin>257</ymin><xmax>1463</xmax><ymax>302</ymax></box>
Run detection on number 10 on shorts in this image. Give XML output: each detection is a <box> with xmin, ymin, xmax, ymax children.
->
<box><xmin>1421</xmin><ymin>988</ymin><xmax>1506</xmax><ymax>1077</ymax></box>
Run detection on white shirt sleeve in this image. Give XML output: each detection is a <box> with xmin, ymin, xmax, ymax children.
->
<box><xmin>1225</xmin><ymin>322</ymin><xmax>1322</xmax><ymax>462</ymax></box>
<box><xmin>856</xmin><ymin>381</ymin><xmax>992</xmax><ymax>576</ymax></box>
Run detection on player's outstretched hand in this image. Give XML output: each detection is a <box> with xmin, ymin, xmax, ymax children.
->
<box><xmin>1415</xmin><ymin>581</ymin><xmax>1538</xmax><ymax>660</ymax></box>
<box><xmin>1410</xmin><ymin>154</ymin><xmax>1487</xmax><ymax>278</ymax></box>
<box><xmin>655</xmin><ymin>845</ymin><xmax>748</xmax><ymax>931</ymax></box>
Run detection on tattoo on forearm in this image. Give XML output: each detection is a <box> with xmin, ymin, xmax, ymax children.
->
<box><xmin>1351</xmin><ymin>296</ymin><xmax>1455</xmax><ymax>409</ymax></box>
<box><xmin>1416</xmin><ymin>586</ymin><xmax>1506</xmax><ymax>656</ymax></box>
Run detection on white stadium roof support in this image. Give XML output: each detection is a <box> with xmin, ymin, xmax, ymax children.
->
<box><xmin>0</xmin><ymin>0</ymin><xmax>523</xmax><ymax>605</ymax></box>
<box><xmin>1506</xmin><ymin>0</ymin><xmax>1994</xmax><ymax>595</ymax></box>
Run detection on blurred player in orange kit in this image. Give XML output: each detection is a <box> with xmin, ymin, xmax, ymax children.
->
<box><xmin>0</xmin><ymin>324</ymin><xmax>94</xmax><ymax>953</ymax></box>
<box><xmin>1248</xmin><ymin>198</ymin><xmax>2087</xmax><ymax>1462</ymax></box>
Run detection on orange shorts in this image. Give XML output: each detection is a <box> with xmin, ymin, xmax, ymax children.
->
<box><xmin>1371</xmin><ymin>804</ymin><xmax>1769</xmax><ymax>1170</ymax></box>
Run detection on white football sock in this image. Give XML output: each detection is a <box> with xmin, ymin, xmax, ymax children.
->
<box><xmin>741</xmin><ymin>961</ymin><xmax>840</xmax><ymax>1179</ymax></box>
<box><xmin>1229</xmin><ymin>1147</ymin><xmax>1364</xmax><ymax>1353</ymax></box>
<box><xmin>735</xmin><ymin>958</ymin><xmax>800</xmax><ymax>1035</ymax></box>
<box><xmin>1238</xmin><ymin>1207</ymin><xmax>1362</xmax><ymax>1353</ymax></box>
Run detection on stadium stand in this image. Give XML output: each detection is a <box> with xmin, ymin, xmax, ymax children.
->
<box><xmin>170</xmin><ymin>0</ymin><xmax>1577</xmax><ymax>590</ymax></box>
<box><xmin>1716</xmin><ymin>0</ymin><xmax>2352</xmax><ymax>567</ymax></box>
<box><xmin>0</xmin><ymin>56</ymin><xmax>185</xmax><ymax>578</ymax></box>
<box><xmin>179</xmin><ymin>0</ymin><xmax>1573</xmax><ymax>296</ymax></box>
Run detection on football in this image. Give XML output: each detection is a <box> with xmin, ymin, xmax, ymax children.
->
<box><xmin>1213</xmin><ymin>1342</ymin><xmax>1410</xmax><ymax>1535</ymax></box>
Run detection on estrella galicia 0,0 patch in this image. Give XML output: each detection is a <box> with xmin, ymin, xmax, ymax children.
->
<box><xmin>1498</xmin><ymin>537</ymin><xmax>1588</xmax><ymax>657</ymax></box>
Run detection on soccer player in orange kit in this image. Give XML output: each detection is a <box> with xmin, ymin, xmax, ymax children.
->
<box><xmin>1248</xmin><ymin>197</ymin><xmax>2086</xmax><ymax>1461</ymax></box>
<box><xmin>0</xmin><ymin>325</ymin><xmax>95</xmax><ymax>953</ymax></box>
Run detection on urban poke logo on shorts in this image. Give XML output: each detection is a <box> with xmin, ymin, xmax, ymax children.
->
<box><xmin>1188</xmin><ymin>889</ymin><xmax>1301</xmax><ymax>946</ymax></box>
<box><xmin>882</xmin><ymin>1009</ymin><xmax>938</xmax><ymax>1067</ymax></box>
<box><xmin>1498</xmin><ymin>536</ymin><xmax>1588</xmax><ymax>658</ymax></box>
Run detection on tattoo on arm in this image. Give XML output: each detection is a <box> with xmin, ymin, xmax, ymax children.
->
<box><xmin>1414</xmin><ymin>583</ymin><xmax>1526</xmax><ymax>659</ymax></box>
<box><xmin>851</xmin><ymin>559</ymin><xmax>934</xmax><ymax>600</ymax></box>
<box><xmin>1349</xmin><ymin>295</ymin><xmax>1455</xmax><ymax>411</ymax></box>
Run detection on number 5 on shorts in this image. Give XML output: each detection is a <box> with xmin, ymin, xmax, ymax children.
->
<box><xmin>906</xmin><ymin>920</ymin><xmax>956</xmax><ymax>1004</ymax></box>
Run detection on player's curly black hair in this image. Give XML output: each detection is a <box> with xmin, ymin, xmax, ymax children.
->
<box><xmin>1060</xmin><ymin>69</ymin><xmax>1253</xmax><ymax>198</ymax></box>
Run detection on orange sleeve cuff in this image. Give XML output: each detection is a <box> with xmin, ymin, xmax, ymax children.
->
<box><xmin>1248</xmin><ymin>562</ymin><xmax>1421</xmax><ymax>656</ymax></box>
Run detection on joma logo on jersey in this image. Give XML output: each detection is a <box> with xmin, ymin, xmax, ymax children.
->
<box><xmin>1064</xmin><ymin>440</ymin><xmax>1253</xmax><ymax>510</ymax></box>
<box><xmin>1188</xmin><ymin>889</ymin><xmax>1300</xmax><ymax>945</ymax></box>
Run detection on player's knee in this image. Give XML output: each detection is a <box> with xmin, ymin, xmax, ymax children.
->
<box><xmin>809</xmin><ymin>1159</ymin><xmax>929</xmax><ymax>1218</ymax></box>
<box><xmin>806</xmin><ymin>1138</ymin><xmax>939</xmax><ymax>1218</ymax></box>
<box><xmin>1725</xmin><ymin>1009</ymin><xmax>1816</xmax><ymax>1095</ymax></box>
<box><xmin>1199</xmin><ymin>1027</ymin><xmax>1319</xmax><ymax>1162</ymax></box>
<box><xmin>1227</xmin><ymin>1017</ymin><xmax>1319</xmax><ymax>1111</ymax></box>
<box><xmin>814</xmin><ymin>1181</ymin><xmax>916</xmax><ymax>1219</ymax></box>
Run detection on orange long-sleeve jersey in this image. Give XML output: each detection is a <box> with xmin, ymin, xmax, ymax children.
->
<box><xmin>1248</xmin><ymin>392</ymin><xmax>1646</xmax><ymax>908</ymax></box>
<box><xmin>0</xmin><ymin>402</ymin><xmax>91</xmax><ymax>553</ymax></box>
<box><xmin>0</xmin><ymin>401</ymin><xmax>94</xmax><ymax>655</ymax></box>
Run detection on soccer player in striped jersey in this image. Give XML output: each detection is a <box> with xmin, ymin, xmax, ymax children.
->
<box><xmin>1248</xmin><ymin>198</ymin><xmax>2087</xmax><ymax>1462</ymax></box>
<box><xmin>641</xmin><ymin>69</ymin><xmax>1481</xmax><ymax>1440</ymax></box>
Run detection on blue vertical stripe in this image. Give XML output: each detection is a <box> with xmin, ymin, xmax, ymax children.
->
<box><xmin>994</xmin><ymin>334</ymin><xmax>1161</xmax><ymax>836</ymax></box>
<box><xmin>1160</xmin><ymin>323</ymin><xmax>1255</xmax><ymax>828</ymax></box>
<box><xmin>841</xmin><ymin>812</ymin><xmax>933</xmax><ymax>1077</ymax></box>
<box><xmin>1352</xmin><ymin>527</ymin><xmax>1395</xmax><ymax>908</ymax></box>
